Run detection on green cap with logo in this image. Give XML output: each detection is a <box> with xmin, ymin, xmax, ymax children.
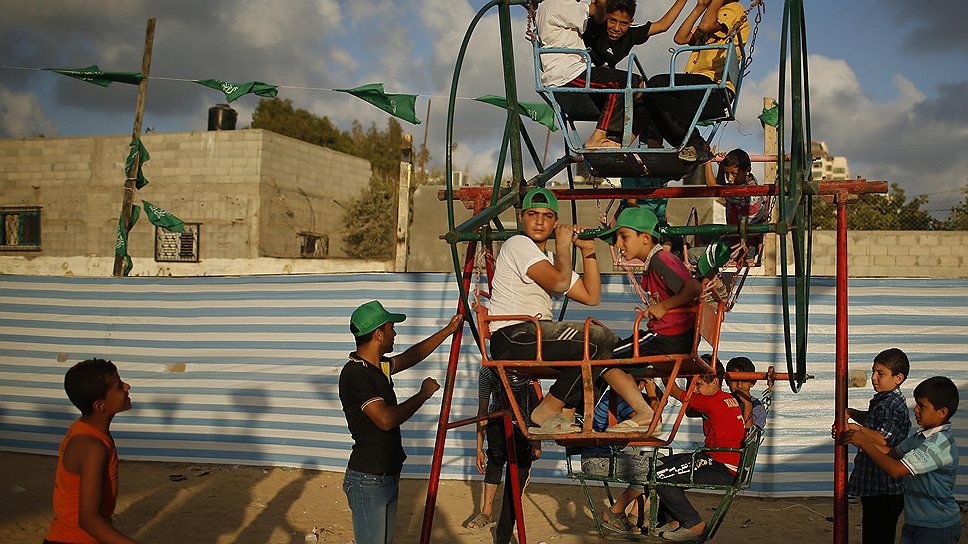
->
<box><xmin>521</xmin><ymin>187</ymin><xmax>558</xmax><ymax>214</ymax></box>
<box><xmin>350</xmin><ymin>300</ymin><xmax>407</xmax><ymax>337</ymax></box>
<box><xmin>595</xmin><ymin>206</ymin><xmax>661</xmax><ymax>244</ymax></box>
<box><xmin>697</xmin><ymin>241</ymin><xmax>732</xmax><ymax>279</ymax></box>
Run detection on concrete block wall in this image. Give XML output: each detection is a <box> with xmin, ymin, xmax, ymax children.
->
<box><xmin>258</xmin><ymin>131</ymin><xmax>370</xmax><ymax>258</ymax></box>
<box><xmin>805</xmin><ymin>230</ymin><xmax>968</xmax><ymax>277</ymax></box>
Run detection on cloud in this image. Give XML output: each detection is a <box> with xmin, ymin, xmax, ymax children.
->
<box><xmin>883</xmin><ymin>0</ymin><xmax>968</xmax><ymax>54</ymax></box>
<box><xmin>740</xmin><ymin>55</ymin><xmax>968</xmax><ymax>204</ymax></box>
<box><xmin>0</xmin><ymin>83</ymin><xmax>58</xmax><ymax>138</ymax></box>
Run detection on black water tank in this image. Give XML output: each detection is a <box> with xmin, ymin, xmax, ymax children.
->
<box><xmin>208</xmin><ymin>104</ymin><xmax>237</xmax><ymax>131</ymax></box>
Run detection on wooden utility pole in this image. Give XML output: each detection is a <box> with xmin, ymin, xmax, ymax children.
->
<box><xmin>112</xmin><ymin>18</ymin><xmax>155</xmax><ymax>276</ymax></box>
<box><xmin>762</xmin><ymin>96</ymin><xmax>778</xmax><ymax>276</ymax></box>
<box><xmin>394</xmin><ymin>133</ymin><xmax>414</xmax><ymax>272</ymax></box>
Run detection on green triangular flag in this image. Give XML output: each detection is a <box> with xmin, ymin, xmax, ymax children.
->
<box><xmin>475</xmin><ymin>95</ymin><xmax>557</xmax><ymax>132</ymax></box>
<box><xmin>195</xmin><ymin>79</ymin><xmax>279</xmax><ymax>103</ymax></box>
<box><xmin>758</xmin><ymin>103</ymin><xmax>779</xmax><ymax>127</ymax></box>
<box><xmin>45</xmin><ymin>65</ymin><xmax>144</xmax><ymax>87</ymax></box>
<box><xmin>142</xmin><ymin>200</ymin><xmax>185</xmax><ymax>233</ymax></box>
<box><xmin>115</xmin><ymin>205</ymin><xmax>141</xmax><ymax>276</ymax></box>
<box><xmin>124</xmin><ymin>139</ymin><xmax>150</xmax><ymax>190</ymax></box>
<box><xmin>335</xmin><ymin>83</ymin><xmax>420</xmax><ymax>125</ymax></box>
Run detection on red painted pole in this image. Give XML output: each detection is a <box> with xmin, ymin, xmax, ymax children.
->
<box><xmin>833</xmin><ymin>191</ymin><xmax>849</xmax><ymax>543</ymax></box>
<box><xmin>419</xmin><ymin>240</ymin><xmax>476</xmax><ymax>544</ymax></box>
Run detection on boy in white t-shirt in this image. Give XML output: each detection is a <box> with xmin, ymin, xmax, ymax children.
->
<box><xmin>489</xmin><ymin>187</ymin><xmax>654</xmax><ymax>435</ymax></box>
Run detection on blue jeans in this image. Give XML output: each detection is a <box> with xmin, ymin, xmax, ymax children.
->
<box><xmin>342</xmin><ymin>469</ymin><xmax>400</xmax><ymax>544</ymax></box>
<box><xmin>900</xmin><ymin>522</ymin><xmax>961</xmax><ymax>544</ymax></box>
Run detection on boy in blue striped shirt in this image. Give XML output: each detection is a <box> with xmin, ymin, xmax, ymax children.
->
<box><xmin>843</xmin><ymin>376</ymin><xmax>961</xmax><ymax>544</ymax></box>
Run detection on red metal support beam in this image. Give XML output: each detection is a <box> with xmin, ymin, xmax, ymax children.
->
<box><xmin>834</xmin><ymin>190</ymin><xmax>850</xmax><ymax>543</ymax></box>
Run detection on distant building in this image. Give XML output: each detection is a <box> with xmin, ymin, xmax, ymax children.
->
<box><xmin>810</xmin><ymin>140</ymin><xmax>851</xmax><ymax>180</ymax></box>
<box><xmin>0</xmin><ymin>129</ymin><xmax>383</xmax><ymax>276</ymax></box>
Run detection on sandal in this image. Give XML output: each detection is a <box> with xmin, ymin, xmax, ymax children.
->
<box><xmin>601</xmin><ymin>509</ymin><xmax>636</xmax><ymax>534</ymax></box>
<box><xmin>528</xmin><ymin>414</ymin><xmax>580</xmax><ymax>435</ymax></box>
<box><xmin>466</xmin><ymin>512</ymin><xmax>493</xmax><ymax>530</ymax></box>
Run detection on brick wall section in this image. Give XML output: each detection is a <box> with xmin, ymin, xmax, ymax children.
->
<box><xmin>0</xmin><ymin>130</ymin><xmax>370</xmax><ymax>264</ymax></box>
<box><xmin>804</xmin><ymin>230</ymin><xmax>968</xmax><ymax>277</ymax></box>
<box><xmin>258</xmin><ymin>131</ymin><xmax>370</xmax><ymax>258</ymax></box>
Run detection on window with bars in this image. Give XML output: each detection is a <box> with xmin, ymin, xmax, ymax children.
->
<box><xmin>155</xmin><ymin>223</ymin><xmax>200</xmax><ymax>262</ymax></box>
<box><xmin>0</xmin><ymin>206</ymin><xmax>42</xmax><ymax>251</ymax></box>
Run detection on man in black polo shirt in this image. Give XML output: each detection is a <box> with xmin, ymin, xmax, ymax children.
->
<box><xmin>339</xmin><ymin>300</ymin><xmax>462</xmax><ymax>544</ymax></box>
<box><xmin>583</xmin><ymin>0</ymin><xmax>688</xmax><ymax>71</ymax></box>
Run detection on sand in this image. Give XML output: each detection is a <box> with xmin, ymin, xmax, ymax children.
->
<box><xmin>2</xmin><ymin>450</ymin><xmax>957</xmax><ymax>543</ymax></box>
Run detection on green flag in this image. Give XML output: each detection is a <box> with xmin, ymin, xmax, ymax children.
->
<box><xmin>115</xmin><ymin>205</ymin><xmax>142</xmax><ymax>277</ymax></box>
<box><xmin>45</xmin><ymin>65</ymin><xmax>144</xmax><ymax>87</ymax></box>
<box><xmin>195</xmin><ymin>79</ymin><xmax>278</xmax><ymax>103</ymax></box>
<box><xmin>124</xmin><ymin>139</ymin><xmax>150</xmax><ymax>190</ymax></box>
<box><xmin>142</xmin><ymin>200</ymin><xmax>184</xmax><ymax>233</ymax></box>
<box><xmin>335</xmin><ymin>83</ymin><xmax>420</xmax><ymax>125</ymax></box>
<box><xmin>475</xmin><ymin>95</ymin><xmax>557</xmax><ymax>132</ymax></box>
<box><xmin>758</xmin><ymin>103</ymin><xmax>779</xmax><ymax>127</ymax></box>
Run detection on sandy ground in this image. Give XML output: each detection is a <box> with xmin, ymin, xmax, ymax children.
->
<box><xmin>2</xmin><ymin>451</ymin><xmax>964</xmax><ymax>543</ymax></box>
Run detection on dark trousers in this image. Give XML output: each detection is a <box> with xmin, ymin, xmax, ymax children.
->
<box><xmin>491</xmin><ymin>321</ymin><xmax>617</xmax><ymax>410</ymax></box>
<box><xmin>493</xmin><ymin>424</ymin><xmax>535</xmax><ymax>544</ymax></box>
<box><xmin>861</xmin><ymin>494</ymin><xmax>904</xmax><ymax>544</ymax></box>
<box><xmin>559</xmin><ymin>66</ymin><xmax>649</xmax><ymax>141</ymax></box>
<box><xmin>644</xmin><ymin>73</ymin><xmax>730</xmax><ymax>149</ymax></box>
<box><xmin>652</xmin><ymin>452</ymin><xmax>736</xmax><ymax>529</ymax></box>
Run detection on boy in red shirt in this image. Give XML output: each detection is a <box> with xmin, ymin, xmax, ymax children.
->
<box><xmin>45</xmin><ymin>358</ymin><xmax>140</xmax><ymax>544</ymax></box>
<box><xmin>654</xmin><ymin>365</ymin><xmax>746</xmax><ymax>541</ymax></box>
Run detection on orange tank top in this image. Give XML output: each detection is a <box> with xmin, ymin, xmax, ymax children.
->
<box><xmin>45</xmin><ymin>419</ymin><xmax>119</xmax><ymax>544</ymax></box>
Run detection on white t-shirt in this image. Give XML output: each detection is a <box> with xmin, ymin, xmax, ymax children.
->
<box><xmin>536</xmin><ymin>0</ymin><xmax>591</xmax><ymax>87</ymax></box>
<box><xmin>488</xmin><ymin>235</ymin><xmax>579</xmax><ymax>332</ymax></box>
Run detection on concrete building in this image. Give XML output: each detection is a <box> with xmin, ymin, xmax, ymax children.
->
<box><xmin>0</xmin><ymin>129</ymin><xmax>391</xmax><ymax>276</ymax></box>
<box><xmin>810</xmin><ymin>140</ymin><xmax>851</xmax><ymax>180</ymax></box>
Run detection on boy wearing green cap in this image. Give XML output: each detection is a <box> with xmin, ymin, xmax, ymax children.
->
<box><xmin>489</xmin><ymin>187</ymin><xmax>657</xmax><ymax>441</ymax></box>
<box><xmin>339</xmin><ymin>300</ymin><xmax>462</xmax><ymax>544</ymax></box>
<box><xmin>597</xmin><ymin>206</ymin><xmax>702</xmax><ymax>400</ymax></box>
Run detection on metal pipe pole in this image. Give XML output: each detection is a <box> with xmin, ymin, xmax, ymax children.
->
<box><xmin>833</xmin><ymin>190</ymin><xmax>849</xmax><ymax>543</ymax></box>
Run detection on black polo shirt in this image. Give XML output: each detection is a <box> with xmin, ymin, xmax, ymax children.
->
<box><xmin>338</xmin><ymin>353</ymin><xmax>406</xmax><ymax>475</ymax></box>
<box><xmin>583</xmin><ymin>19</ymin><xmax>653</xmax><ymax>69</ymax></box>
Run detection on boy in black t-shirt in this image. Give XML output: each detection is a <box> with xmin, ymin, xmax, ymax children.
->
<box><xmin>583</xmin><ymin>0</ymin><xmax>689</xmax><ymax>71</ymax></box>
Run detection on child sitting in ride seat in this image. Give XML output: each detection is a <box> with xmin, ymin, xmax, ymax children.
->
<box><xmin>595</xmin><ymin>207</ymin><xmax>702</xmax><ymax>432</ymax></box>
<box><xmin>487</xmin><ymin>188</ymin><xmax>657</xmax><ymax>436</ymax></box>
<box><xmin>688</xmin><ymin>148</ymin><xmax>768</xmax><ymax>265</ymax></box>
<box><xmin>724</xmin><ymin>356</ymin><xmax>767</xmax><ymax>430</ymax></box>
<box><xmin>582</xmin><ymin>0</ymin><xmax>689</xmax><ymax>71</ymax></box>
<box><xmin>536</xmin><ymin>0</ymin><xmax>651</xmax><ymax>147</ymax></box>
<box><xmin>643</xmin><ymin>0</ymin><xmax>750</xmax><ymax>163</ymax></box>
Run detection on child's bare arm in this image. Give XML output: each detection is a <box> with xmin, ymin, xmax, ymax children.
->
<box><xmin>647</xmin><ymin>278</ymin><xmax>701</xmax><ymax>320</ymax></box>
<box><xmin>845</xmin><ymin>407</ymin><xmax>868</xmax><ymax>425</ymax></box>
<box><xmin>674</xmin><ymin>0</ymin><xmax>708</xmax><ymax>44</ymax></box>
<box><xmin>649</xmin><ymin>0</ymin><xmax>689</xmax><ymax>36</ymax></box>
<box><xmin>844</xmin><ymin>430</ymin><xmax>908</xmax><ymax>478</ymax></box>
<box><xmin>72</xmin><ymin>437</ymin><xmax>140</xmax><ymax>544</ymax></box>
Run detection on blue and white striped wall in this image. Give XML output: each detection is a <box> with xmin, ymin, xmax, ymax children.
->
<box><xmin>1</xmin><ymin>273</ymin><xmax>965</xmax><ymax>498</ymax></box>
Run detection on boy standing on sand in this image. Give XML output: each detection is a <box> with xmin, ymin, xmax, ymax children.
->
<box><xmin>45</xmin><ymin>358</ymin><xmax>140</xmax><ymax>544</ymax></box>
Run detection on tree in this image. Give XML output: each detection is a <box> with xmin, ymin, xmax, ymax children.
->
<box><xmin>940</xmin><ymin>183</ymin><xmax>968</xmax><ymax>231</ymax></box>
<box><xmin>810</xmin><ymin>183</ymin><xmax>937</xmax><ymax>230</ymax></box>
<box><xmin>251</xmin><ymin>98</ymin><xmax>355</xmax><ymax>154</ymax></box>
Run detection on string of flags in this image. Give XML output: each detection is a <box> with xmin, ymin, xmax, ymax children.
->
<box><xmin>22</xmin><ymin>64</ymin><xmax>558</xmax><ymax>131</ymax></box>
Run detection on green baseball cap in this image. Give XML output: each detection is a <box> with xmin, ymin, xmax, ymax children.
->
<box><xmin>595</xmin><ymin>207</ymin><xmax>661</xmax><ymax>244</ymax></box>
<box><xmin>697</xmin><ymin>241</ymin><xmax>732</xmax><ymax>279</ymax></box>
<box><xmin>521</xmin><ymin>187</ymin><xmax>558</xmax><ymax>214</ymax></box>
<box><xmin>350</xmin><ymin>300</ymin><xmax>406</xmax><ymax>337</ymax></box>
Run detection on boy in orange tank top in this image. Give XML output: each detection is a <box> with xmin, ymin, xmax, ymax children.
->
<box><xmin>44</xmin><ymin>358</ymin><xmax>140</xmax><ymax>544</ymax></box>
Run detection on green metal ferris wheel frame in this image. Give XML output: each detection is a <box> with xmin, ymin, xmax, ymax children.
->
<box><xmin>441</xmin><ymin>0</ymin><xmax>815</xmax><ymax>392</ymax></box>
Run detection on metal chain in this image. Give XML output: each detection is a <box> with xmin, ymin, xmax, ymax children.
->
<box><xmin>744</xmin><ymin>1</ymin><xmax>764</xmax><ymax>70</ymax></box>
<box><xmin>525</xmin><ymin>2</ymin><xmax>538</xmax><ymax>43</ymax></box>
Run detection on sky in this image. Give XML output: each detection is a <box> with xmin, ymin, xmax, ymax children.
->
<box><xmin>1</xmin><ymin>0</ymin><xmax>966</xmax><ymax>217</ymax></box>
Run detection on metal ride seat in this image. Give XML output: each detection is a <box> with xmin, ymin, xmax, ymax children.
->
<box><xmin>532</xmin><ymin>31</ymin><xmax>746</xmax><ymax>180</ymax></box>
<box><xmin>474</xmin><ymin>280</ymin><xmax>728</xmax><ymax>447</ymax></box>
<box><xmin>566</xmin><ymin>425</ymin><xmax>766</xmax><ymax>541</ymax></box>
